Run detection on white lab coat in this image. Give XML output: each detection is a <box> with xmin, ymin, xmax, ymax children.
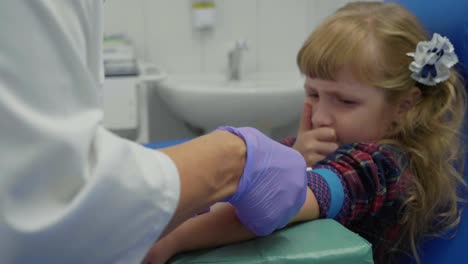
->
<box><xmin>0</xmin><ymin>1</ymin><xmax>180</xmax><ymax>263</ymax></box>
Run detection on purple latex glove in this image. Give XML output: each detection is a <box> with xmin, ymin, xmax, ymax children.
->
<box><xmin>217</xmin><ymin>126</ymin><xmax>307</xmax><ymax>236</ymax></box>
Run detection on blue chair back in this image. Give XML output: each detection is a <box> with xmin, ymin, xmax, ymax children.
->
<box><xmin>387</xmin><ymin>0</ymin><xmax>468</xmax><ymax>83</ymax></box>
<box><xmin>385</xmin><ymin>1</ymin><xmax>468</xmax><ymax>262</ymax></box>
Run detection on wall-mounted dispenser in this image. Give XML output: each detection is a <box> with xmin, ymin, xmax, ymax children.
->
<box><xmin>191</xmin><ymin>1</ymin><xmax>216</xmax><ymax>30</ymax></box>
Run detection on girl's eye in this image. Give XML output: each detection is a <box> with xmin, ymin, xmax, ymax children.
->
<box><xmin>308</xmin><ymin>93</ymin><xmax>319</xmax><ymax>99</ymax></box>
<box><xmin>339</xmin><ymin>99</ymin><xmax>357</xmax><ymax>105</ymax></box>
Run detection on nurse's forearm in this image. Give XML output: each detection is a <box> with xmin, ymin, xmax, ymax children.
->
<box><xmin>160</xmin><ymin>130</ymin><xmax>246</xmax><ymax>234</ymax></box>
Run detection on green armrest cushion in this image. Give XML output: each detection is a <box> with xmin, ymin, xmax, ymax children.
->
<box><xmin>169</xmin><ymin>219</ymin><xmax>373</xmax><ymax>264</ymax></box>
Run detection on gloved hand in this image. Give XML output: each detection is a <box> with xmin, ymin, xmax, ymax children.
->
<box><xmin>217</xmin><ymin>126</ymin><xmax>308</xmax><ymax>236</ymax></box>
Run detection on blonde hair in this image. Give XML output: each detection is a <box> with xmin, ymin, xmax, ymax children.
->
<box><xmin>297</xmin><ymin>2</ymin><xmax>466</xmax><ymax>263</ymax></box>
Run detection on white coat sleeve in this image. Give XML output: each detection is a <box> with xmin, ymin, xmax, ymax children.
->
<box><xmin>0</xmin><ymin>1</ymin><xmax>180</xmax><ymax>263</ymax></box>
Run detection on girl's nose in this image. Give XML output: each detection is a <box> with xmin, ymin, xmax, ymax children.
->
<box><xmin>311</xmin><ymin>102</ymin><xmax>334</xmax><ymax>128</ymax></box>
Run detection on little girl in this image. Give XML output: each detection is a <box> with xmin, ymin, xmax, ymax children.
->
<box><xmin>143</xmin><ymin>2</ymin><xmax>466</xmax><ymax>263</ymax></box>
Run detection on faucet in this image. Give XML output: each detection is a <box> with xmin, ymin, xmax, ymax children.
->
<box><xmin>228</xmin><ymin>40</ymin><xmax>248</xmax><ymax>81</ymax></box>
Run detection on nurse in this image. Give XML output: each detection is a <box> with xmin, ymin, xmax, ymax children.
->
<box><xmin>0</xmin><ymin>1</ymin><xmax>307</xmax><ymax>263</ymax></box>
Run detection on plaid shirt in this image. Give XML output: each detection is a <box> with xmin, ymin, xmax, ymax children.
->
<box><xmin>281</xmin><ymin>137</ymin><xmax>411</xmax><ymax>263</ymax></box>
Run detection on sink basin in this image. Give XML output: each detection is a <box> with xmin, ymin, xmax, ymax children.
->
<box><xmin>156</xmin><ymin>73</ymin><xmax>305</xmax><ymax>133</ymax></box>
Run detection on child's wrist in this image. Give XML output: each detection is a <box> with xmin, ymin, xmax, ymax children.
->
<box><xmin>149</xmin><ymin>234</ymin><xmax>180</xmax><ymax>263</ymax></box>
<box><xmin>164</xmin><ymin>234</ymin><xmax>181</xmax><ymax>259</ymax></box>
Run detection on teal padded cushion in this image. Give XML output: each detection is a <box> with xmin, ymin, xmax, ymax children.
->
<box><xmin>169</xmin><ymin>219</ymin><xmax>373</xmax><ymax>264</ymax></box>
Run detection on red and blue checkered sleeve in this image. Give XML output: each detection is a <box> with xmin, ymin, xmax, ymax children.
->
<box><xmin>306</xmin><ymin>143</ymin><xmax>402</xmax><ymax>224</ymax></box>
<box><xmin>279</xmin><ymin>136</ymin><xmax>296</xmax><ymax>147</ymax></box>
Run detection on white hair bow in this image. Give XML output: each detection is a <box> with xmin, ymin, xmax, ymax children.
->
<box><xmin>407</xmin><ymin>33</ymin><xmax>458</xmax><ymax>86</ymax></box>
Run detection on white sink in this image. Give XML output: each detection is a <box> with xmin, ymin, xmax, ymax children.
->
<box><xmin>156</xmin><ymin>73</ymin><xmax>304</xmax><ymax>133</ymax></box>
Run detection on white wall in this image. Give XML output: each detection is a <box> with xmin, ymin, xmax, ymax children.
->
<box><xmin>103</xmin><ymin>0</ymin><xmax>380</xmax><ymax>141</ymax></box>
<box><xmin>102</xmin><ymin>0</ymin><xmax>381</xmax><ymax>75</ymax></box>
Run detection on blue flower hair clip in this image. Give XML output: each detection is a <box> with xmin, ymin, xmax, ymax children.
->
<box><xmin>406</xmin><ymin>33</ymin><xmax>458</xmax><ymax>86</ymax></box>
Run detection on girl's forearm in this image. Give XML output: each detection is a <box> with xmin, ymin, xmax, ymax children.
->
<box><xmin>166</xmin><ymin>203</ymin><xmax>255</xmax><ymax>254</ymax></box>
<box><xmin>143</xmin><ymin>203</ymin><xmax>256</xmax><ymax>263</ymax></box>
<box><xmin>143</xmin><ymin>189</ymin><xmax>319</xmax><ymax>263</ymax></box>
<box><xmin>168</xmin><ymin>188</ymin><xmax>319</xmax><ymax>253</ymax></box>
<box><xmin>289</xmin><ymin>187</ymin><xmax>320</xmax><ymax>223</ymax></box>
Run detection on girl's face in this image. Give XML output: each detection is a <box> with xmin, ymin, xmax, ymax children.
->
<box><xmin>304</xmin><ymin>65</ymin><xmax>397</xmax><ymax>145</ymax></box>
